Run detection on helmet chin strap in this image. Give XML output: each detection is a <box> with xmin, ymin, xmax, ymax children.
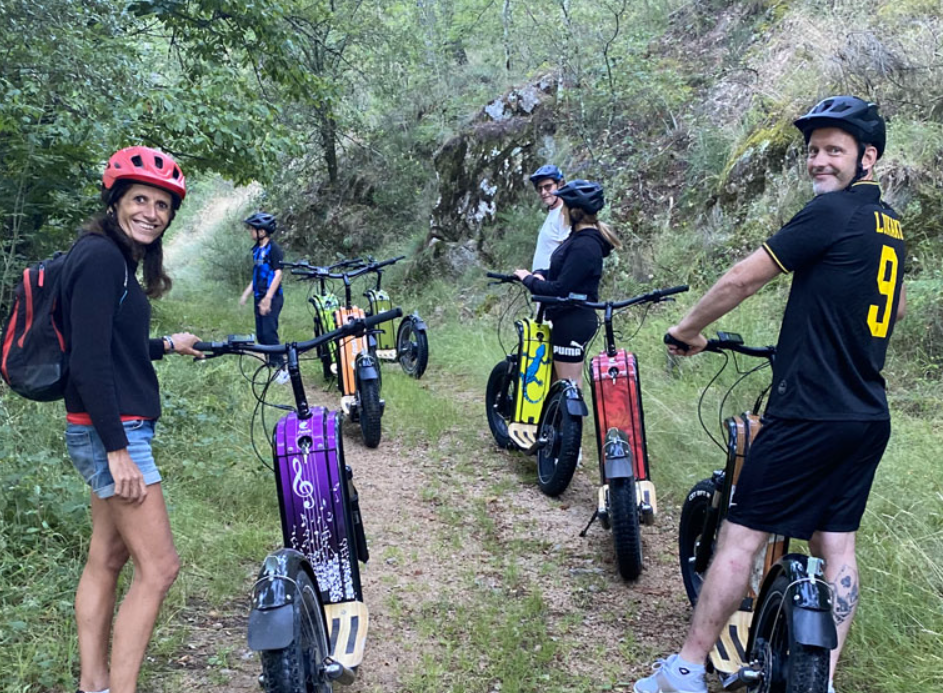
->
<box><xmin>849</xmin><ymin>142</ymin><xmax>869</xmax><ymax>185</ymax></box>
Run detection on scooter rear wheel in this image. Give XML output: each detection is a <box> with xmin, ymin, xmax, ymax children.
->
<box><xmin>260</xmin><ymin>570</ymin><xmax>333</xmax><ymax>693</ymax></box>
<box><xmin>678</xmin><ymin>478</ymin><xmax>716</xmax><ymax>605</ymax></box>
<box><xmin>750</xmin><ymin>573</ymin><xmax>830</xmax><ymax>693</ymax></box>
<box><xmin>609</xmin><ymin>477</ymin><xmax>643</xmax><ymax>580</ymax></box>
<box><xmin>536</xmin><ymin>388</ymin><xmax>581</xmax><ymax>497</ymax></box>
<box><xmin>397</xmin><ymin>317</ymin><xmax>429</xmax><ymax>379</ymax></box>
<box><xmin>485</xmin><ymin>359</ymin><xmax>516</xmax><ymax>449</ymax></box>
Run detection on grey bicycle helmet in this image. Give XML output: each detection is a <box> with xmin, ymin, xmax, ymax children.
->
<box><xmin>244</xmin><ymin>211</ymin><xmax>277</xmax><ymax>234</ymax></box>
<box><xmin>553</xmin><ymin>179</ymin><xmax>605</xmax><ymax>215</ymax></box>
<box><xmin>794</xmin><ymin>96</ymin><xmax>886</xmax><ymax>159</ymax></box>
<box><xmin>529</xmin><ymin>164</ymin><xmax>564</xmax><ymax>185</ymax></box>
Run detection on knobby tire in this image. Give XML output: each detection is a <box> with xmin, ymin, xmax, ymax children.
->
<box><xmin>609</xmin><ymin>477</ymin><xmax>643</xmax><ymax>580</ymax></box>
<box><xmin>359</xmin><ymin>378</ymin><xmax>383</xmax><ymax>448</ymax></box>
<box><xmin>485</xmin><ymin>360</ymin><xmax>515</xmax><ymax>449</ymax></box>
<box><xmin>259</xmin><ymin>571</ymin><xmax>333</xmax><ymax>693</ymax></box>
<box><xmin>679</xmin><ymin>478</ymin><xmax>716</xmax><ymax>606</ymax></box>
<box><xmin>536</xmin><ymin>388</ymin><xmax>581</xmax><ymax>497</ymax></box>
<box><xmin>751</xmin><ymin>574</ymin><xmax>831</xmax><ymax>693</ymax></box>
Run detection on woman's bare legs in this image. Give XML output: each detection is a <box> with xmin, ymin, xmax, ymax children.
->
<box><xmin>75</xmin><ymin>484</ymin><xmax>180</xmax><ymax>693</ymax></box>
<box><xmin>553</xmin><ymin>360</ymin><xmax>583</xmax><ymax>389</ymax></box>
<box><xmin>75</xmin><ymin>494</ymin><xmax>130</xmax><ymax>692</ymax></box>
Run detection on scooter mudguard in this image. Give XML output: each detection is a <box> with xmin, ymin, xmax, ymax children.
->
<box><xmin>356</xmin><ymin>352</ymin><xmax>380</xmax><ymax>382</ymax></box>
<box><xmin>334</xmin><ymin>307</ymin><xmax>368</xmax><ymax>396</ymax></box>
<box><xmin>365</xmin><ymin>289</ymin><xmax>396</xmax><ymax>350</ymax></box>
<box><xmin>273</xmin><ymin>409</ymin><xmax>362</xmax><ymax>604</ymax></box>
<box><xmin>547</xmin><ymin>378</ymin><xmax>588</xmax><ymax>418</ymax></box>
<box><xmin>590</xmin><ymin>349</ymin><xmax>651</xmax><ymax>481</ymax></box>
<box><xmin>602</xmin><ymin>428</ymin><xmax>634</xmax><ymax>479</ymax></box>
<box><xmin>512</xmin><ymin>318</ymin><xmax>553</xmax><ymax>426</ymax></box>
<box><xmin>247</xmin><ymin>548</ymin><xmax>313</xmax><ymax>651</ymax></box>
<box><xmin>406</xmin><ymin>312</ymin><xmax>427</xmax><ymax>332</ymax></box>
<box><xmin>752</xmin><ymin>555</ymin><xmax>838</xmax><ymax>651</ymax></box>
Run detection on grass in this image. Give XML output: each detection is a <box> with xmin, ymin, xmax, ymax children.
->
<box><xmin>3</xmin><ymin>196</ymin><xmax>943</xmax><ymax>693</ymax></box>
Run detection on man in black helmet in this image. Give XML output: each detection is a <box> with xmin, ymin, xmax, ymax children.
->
<box><xmin>239</xmin><ymin>212</ymin><xmax>288</xmax><ymax>383</ymax></box>
<box><xmin>635</xmin><ymin>97</ymin><xmax>905</xmax><ymax>693</ymax></box>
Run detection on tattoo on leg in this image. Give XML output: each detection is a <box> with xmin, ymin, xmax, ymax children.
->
<box><xmin>830</xmin><ymin>564</ymin><xmax>859</xmax><ymax>626</ymax></box>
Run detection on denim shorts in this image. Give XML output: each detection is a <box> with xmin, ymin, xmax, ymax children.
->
<box><xmin>65</xmin><ymin>419</ymin><xmax>160</xmax><ymax>499</ymax></box>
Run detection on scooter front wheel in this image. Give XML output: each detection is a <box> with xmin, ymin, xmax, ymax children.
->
<box><xmin>359</xmin><ymin>378</ymin><xmax>383</xmax><ymax>448</ymax></box>
<box><xmin>751</xmin><ymin>573</ymin><xmax>830</xmax><ymax>693</ymax></box>
<box><xmin>609</xmin><ymin>477</ymin><xmax>643</xmax><ymax>580</ymax></box>
<box><xmin>259</xmin><ymin>570</ymin><xmax>333</xmax><ymax>693</ymax></box>
<box><xmin>536</xmin><ymin>388</ymin><xmax>581</xmax><ymax>496</ymax></box>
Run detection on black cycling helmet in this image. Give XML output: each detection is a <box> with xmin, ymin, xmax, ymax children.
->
<box><xmin>553</xmin><ymin>179</ymin><xmax>605</xmax><ymax>215</ymax></box>
<box><xmin>529</xmin><ymin>164</ymin><xmax>564</xmax><ymax>185</ymax></box>
<box><xmin>245</xmin><ymin>211</ymin><xmax>277</xmax><ymax>234</ymax></box>
<box><xmin>794</xmin><ymin>96</ymin><xmax>886</xmax><ymax>160</ymax></box>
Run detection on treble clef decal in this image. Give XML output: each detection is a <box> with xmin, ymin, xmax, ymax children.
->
<box><xmin>292</xmin><ymin>457</ymin><xmax>315</xmax><ymax>509</ymax></box>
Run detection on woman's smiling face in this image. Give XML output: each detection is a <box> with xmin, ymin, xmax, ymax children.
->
<box><xmin>114</xmin><ymin>183</ymin><xmax>173</xmax><ymax>245</ymax></box>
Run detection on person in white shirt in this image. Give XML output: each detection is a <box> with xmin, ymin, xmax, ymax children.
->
<box><xmin>529</xmin><ymin>164</ymin><xmax>570</xmax><ymax>274</ymax></box>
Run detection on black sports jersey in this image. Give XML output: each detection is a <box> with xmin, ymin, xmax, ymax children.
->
<box><xmin>762</xmin><ymin>181</ymin><xmax>904</xmax><ymax>420</ymax></box>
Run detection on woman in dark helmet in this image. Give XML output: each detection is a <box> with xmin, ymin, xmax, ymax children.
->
<box><xmin>61</xmin><ymin>146</ymin><xmax>203</xmax><ymax>693</ymax></box>
<box><xmin>514</xmin><ymin>179</ymin><xmax>621</xmax><ymax>387</ymax></box>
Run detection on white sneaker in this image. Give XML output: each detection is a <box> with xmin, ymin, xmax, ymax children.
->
<box><xmin>274</xmin><ymin>368</ymin><xmax>290</xmax><ymax>385</ymax></box>
<box><xmin>634</xmin><ymin>654</ymin><xmax>707</xmax><ymax>693</ymax></box>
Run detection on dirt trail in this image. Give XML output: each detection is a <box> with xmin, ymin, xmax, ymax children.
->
<box><xmin>154</xmin><ymin>188</ymin><xmax>694</xmax><ymax>692</ymax></box>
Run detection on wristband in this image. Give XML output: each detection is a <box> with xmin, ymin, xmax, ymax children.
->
<box><xmin>163</xmin><ymin>335</ymin><xmax>175</xmax><ymax>353</ymax></box>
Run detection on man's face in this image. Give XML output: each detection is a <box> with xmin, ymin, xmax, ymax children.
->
<box><xmin>806</xmin><ymin>127</ymin><xmax>874</xmax><ymax>195</ymax></box>
<box><xmin>534</xmin><ymin>177</ymin><xmax>561</xmax><ymax>209</ymax></box>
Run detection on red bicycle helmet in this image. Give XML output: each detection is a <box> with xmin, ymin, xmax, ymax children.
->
<box><xmin>103</xmin><ymin>146</ymin><xmax>187</xmax><ymax>201</ymax></box>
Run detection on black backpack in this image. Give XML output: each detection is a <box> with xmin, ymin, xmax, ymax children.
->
<box><xmin>1</xmin><ymin>238</ymin><xmax>126</xmax><ymax>401</ymax></box>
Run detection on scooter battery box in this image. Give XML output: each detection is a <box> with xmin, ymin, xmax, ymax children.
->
<box><xmin>274</xmin><ymin>408</ymin><xmax>360</xmax><ymax>604</ymax></box>
<box><xmin>590</xmin><ymin>349</ymin><xmax>650</xmax><ymax>481</ymax></box>
<box><xmin>334</xmin><ymin>307</ymin><xmax>368</xmax><ymax>396</ymax></box>
<box><xmin>365</xmin><ymin>289</ymin><xmax>395</xmax><ymax>350</ymax></box>
<box><xmin>513</xmin><ymin>318</ymin><xmax>553</xmax><ymax>426</ymax></box>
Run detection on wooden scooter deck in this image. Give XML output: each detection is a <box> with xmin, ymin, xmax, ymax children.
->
<box><xmin>508</xmin><ymin>422</ymin><xmax>539</xmax><ymax>450</ymax></box>
<box><xmin>324</xmin><ymin>600</ymin><xmax>369</xmax><ymax>668</ymax></box>
<box><xmin>710</xmin><ymin>608</ymin><xmax>752</xmax><ymax>675</ymax></box>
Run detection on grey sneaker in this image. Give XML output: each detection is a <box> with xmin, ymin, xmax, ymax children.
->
<box><xmin>828</xmin><ymin>685</ymin><xmax>836</xmax><ymax>693</ymax></box>
<box><xmin>274</xmin><ymin>368</ymin><xmax>290</xmax><ymax>385</ymax></box>
<box><xmin>634</xmin><ymin>654</ymin><xmax>707</xmax><ymax>693</ymax></box>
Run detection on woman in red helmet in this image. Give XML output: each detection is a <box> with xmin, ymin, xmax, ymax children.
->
<box><xmin>61</xmin><ymin>146</ymin><xmax>202</xmax><ymax>693</ymax></box>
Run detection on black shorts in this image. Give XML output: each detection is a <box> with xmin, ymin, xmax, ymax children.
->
<box><xmin>727</xmin><ymin>416</ymin><xmax>891</xmax><ymax>540</ymax></box>
<box><xmin>547</xmin><ymin>307</ymin><xmax>597</xmax><ymax>363</ymax></box>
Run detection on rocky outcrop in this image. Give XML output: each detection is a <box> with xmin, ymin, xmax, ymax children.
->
<box><xmin>424</xmin><ymin>74</ymin><xmax>559</xmax><ymax>273</ymax></box>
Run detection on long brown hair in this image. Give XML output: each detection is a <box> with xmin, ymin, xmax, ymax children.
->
<box><xmin>564</xmin><ymin>206</ymin><xmax>622</xmax><ymax>250</ymax></box>
<box><xmin>81</xmin><ymin>182</ymin><xmax>173</xmax><ymax>299</ymax></box>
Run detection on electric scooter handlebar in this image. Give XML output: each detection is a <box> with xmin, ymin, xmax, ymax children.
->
<box><xmin>532</xmin><ymin>284</ymin><xmax>689</xmax><ymax>310</ymax></box>
<box><xmin>704</xmin><ymin>333</ymin><xmax>776</xmax><ymax>360</ymax></box>
<box><xmin>194</xmin><ymin>309</ymin><xmax>403</xmax><ymax>357</ymax></box>
<box><xmin>663</xmin><ymin>331</ymin><xmax>776</xmax><ymax>360</ymax></box>
<box><xmin>485</xmin><ymin>271</ymin><xmax>520</xmax><ymax>284</ymax></box>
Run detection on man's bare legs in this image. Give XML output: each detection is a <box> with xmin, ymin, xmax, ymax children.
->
<box><xmin>679</xmin><ymin>521</ymin><xmax>769</xmax><ymax>664</ymax></box>
<box><xmin>809</xmin><ymin>530</ymin><xmax>858</xmax><ymax>689</ymax></box>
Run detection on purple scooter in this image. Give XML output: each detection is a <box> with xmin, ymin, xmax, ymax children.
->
<box><xmin>195</xmin><ymin>308</ymin><xmax>400</xmax><ymax>693</ymax></box>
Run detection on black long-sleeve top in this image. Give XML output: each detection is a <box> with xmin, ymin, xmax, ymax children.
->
<box><xmin>522</xmin><ymin>227</ymin><xmax>613</xmax><ymax>309</ymax></box>
<box><xmin>61</xmin><ymin>234</ymin><xmax>164</xmax><ymax>452</ymax></box>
